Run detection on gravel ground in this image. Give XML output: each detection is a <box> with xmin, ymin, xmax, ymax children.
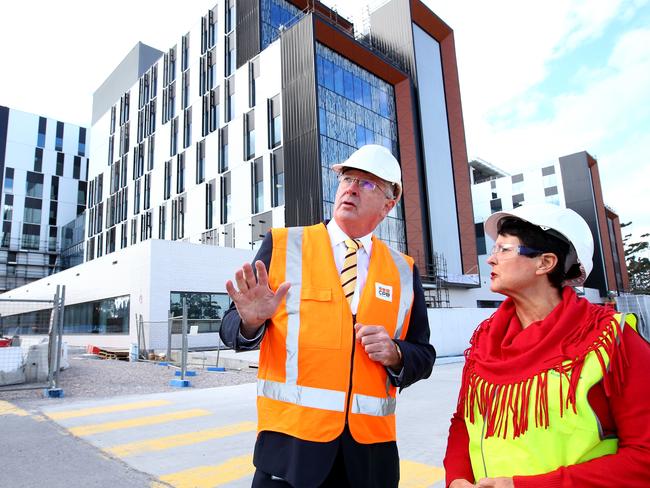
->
<box><xmin>0</xmin><ymin>354</ymin><xmax>258</xmax><ymax>407</ymax></box>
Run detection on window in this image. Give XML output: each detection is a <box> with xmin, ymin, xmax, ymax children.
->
<box><xmin>249</xmin><ymin>58</ymin><xmax>259</xmax><ymax>107</ymax></box>
<box><xmin>171</xmin><ymin>196</ymin><xmax>185</xmax><ymax>240</ymax></box>
<box><xmin>196</xmin><ymin>140</ymin><xmax>206</xmax><ymax>184</ymax></box>
<box><xmin>225</xmin><ymin>0</ymin><xmax>234</xmax><ymax>33</ymax></box>
<box><xmin>61</xmin><ymin>295</ymin><xmax>130</xmax><ymax>334</ymax></box>
<box><xmin>130</xmin><ymin>217</ymin><xmax>138</xmax><ymax>245</ymax></box>
<box><xmin>512</xmin><ymin>193</ymin><xmax>525</xmax><ymax>208</ymax></box>
<box><xmin>26</xmin><ymin>172</ymin><xmax>44</xmax><ymax>198</ymax></box>
<box><xmin>272</xmin><ymin>148</ymin><xmax>284</xmax><ymax>206</ymax></box>
<box><xmin>110</xmin><ymin>106</ymin><xmax>116</xmax><ymax>134</ymax></box>
<box><xmin>3</xmin><ymin>194</ymin><xmax>13</xmax><ymax>221</ymax></box>
<box><xmin>177</xmin><ymin>152</ymin><xmax>185</xmax><ymax>194</ymax></box>
<box><xmin>140</xmin><ymin>210</ymin><xmax>152</xmax><ymax>241</ymax></box>
<box><xmin>23</xmin><ymin>198</ymin><xmax>42</xmax><ymax>225</ymax></box>
<box><xmin>56</xmin><ymin>152</ymin><xmax>65</xmax><ymax>176</ymax></box>
<box><xmin>37</xmin><ymin>117</ymin><xmax>47</xmax><ymax>147</ymax></box>
<box><xmin>55</xmin><ymin>121</ymin><xmax>64</xmax><ymax>151</ymax></box>
<box><xmin>144</xmin><ymin>173</ymin><xmax>151</xmax><ymax>210</ymax></box>
<box><xmin>219</xmin><ymin>126</ymin><xmax>229</xmax><ymax>172</ymax></box>
<box><xmin>268</xmin><ymin>94</ymin><xmax>282</xmax><ymax>148</ymax></box>
<box><xmin>202</xmin><ymin>86</ymin><xmax>219</xmax><ymax>136</ymax></box>
<box><xmin>1</xmin><ymin>221</ymin><xmax>11</xmax><ymax>248</ymax></box>
<box><xmin>183</xmin><ymin>107</ymin><xmax>192</xmax><ymax>148</ymax></box>
<box><xmin>490</xmin><ymin>198</ymin><xmax>502</xmax><ymax>213</ymax></box>
<box><xmin>475</xmin><ymin>222</ymin><xmax>486</xmax><ymax>255</ymax></box>
<box><xmin>49</xmin><ymin>201</ymin><xmax>57</xmax><ymax>226</ymax></box>
<box><xmin>34</xmin><ymin>148</ymin><xmax>43</xmax><ymax>172</ymax></box>
<box><xmin>164</xmin><ymin>160</ymin><xmax>172</xmax><ymax>199</ymax></box>
<box><xmin>4</xmin><ymin>168</ymin><xmax>13</xmax><ymax>192</ymax></box>
<box><xmin>244</xmin><ymin>110</ymin><xmax>255</xmax><ymax>160</ymax></box>
<box><xmin>78</xmin><ymin>127</ymin><xmax>87</xmax><ymax>156</ymax></box>
<box><xmin>252</xmin><ymin>157</ymin><xmax>264</xmax><ymax>213</ymax></box>
<box><xmin>182</xmin><ymin>70</ymin><xmax>190</xmax><ymax>109</ymax></box>
<box><xmin>134</xmin><ymin>178</ymin><xmax>141</xmax><ymax>215</ymax></box>
<box><xmin>22</xmin><ymin>223</ymin><xmax>40</xmax><ymax>250</ymax></box>
<box><xmin>225</xmin><ymin>78</ymin><xmax>235</xmax><ymax>122</ymax></box>
<box><xmin>544</xmin><ymin>186</ymin><xmax>558</xmax><ymax>196</ymax></box>
<box><xmin>147</xmin><ymin>135</ymin><xmax>155</xmax><ymax>171</ymax></box>
<box><xmin>78</xmin><ymin>181</ymin><xmax>87</xmax><ymax>206</ymax></box>
<box><xmin>170</xmin><ymin>116</ymin><xmax>179</xmax><ymax>156</ymax></box>
<box><xmin>221</xmin><ymin>173</ymin><xmax>231</xmax><ymax>224</ymax></box>
<box><xmin>182</xmin><ymin>33</ymin><xmax>190</xmax><ymax>72</ymax></box>
<box><xmin>108</xmin><ymin>134</ymin><xmax>115</xmax><ymax>165</ymax></box>
<box><xmin>205</xmin><ymin>180</ymin><xmax>214</xmax><ymax>229</ymax></box>
<box><xmin>159</xmin><ymin>204</ymin><xmax>167</xmax><ymax>238</ymax></box>
<box><xmin>51</xmin><ymin>176</ymin><xmax>59</xmax><ymax>201</ymax></box>
<box><xmin>121</xmin><ymin>222</ymin><xmax>128</xmax><ymax>249</ymax></box>
<box><xmin>225</xmin><ymin>33</ymin><xmax>235</xmax><ymax>78</ymax></box>
<box><xmin>73</xmin><ymin>156</ymin><xmax>81</xmax><ymax>179</ymax></box>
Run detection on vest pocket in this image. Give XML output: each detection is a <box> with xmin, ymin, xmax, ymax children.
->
<box><xmin>299</xmin><ymin>288</ymin><xmax>342</xmax><ymax>349</ymax></box>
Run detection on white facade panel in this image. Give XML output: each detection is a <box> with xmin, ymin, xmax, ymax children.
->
<box><xmin>412</xmin><ymin>24</ymin><xmax>463</xmax><ymax>278</ymax></box>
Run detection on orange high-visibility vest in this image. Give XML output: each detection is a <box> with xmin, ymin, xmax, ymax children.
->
<box><xmin>257</xmin><ymin>223</ymin><xmax>415</xmax><ymax>444</ymax></box>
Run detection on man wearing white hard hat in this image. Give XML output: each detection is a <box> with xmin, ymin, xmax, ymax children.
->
<box><xmin>221</xmin><ymin>144</ymin><xmax>435</xmax><ymax>487</ymax></box>
<box><xmin>444</xmin><ymin>203</ymin><xmax>650</xmax><ymax>488</ymax></box>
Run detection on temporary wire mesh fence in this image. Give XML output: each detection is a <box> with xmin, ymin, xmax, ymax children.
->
<box><xmin>0</xmin><ymin>286</ymin><xmax>65</xmax><ymax>392</ymax></box>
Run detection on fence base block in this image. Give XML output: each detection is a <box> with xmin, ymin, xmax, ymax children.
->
<box><xmin>44</xmin><ymin>388</ymin><xmax>64</xmax><ymax>398</ymax></box>
<box><xmin>157</xmin><ymin>362</ymin><xmax>170</xmax><ymax>366</ymax></box>
<box><xmin>207</xmin><ymin>367</ymin><xmax>226</xmax><ymax>372</ymax></box>
<box><xmin>175</xmin><ymin>370</ymin><xmax>197</xmax><ymax>377</ymax></box>
<box><xmin>169</xmin><ymin>379</ymin><xmax>191</xmax><ymax>388</ymax></box>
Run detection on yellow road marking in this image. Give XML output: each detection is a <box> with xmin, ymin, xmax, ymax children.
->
<box><xmin>47</xmin><ymin>399</ymin><xmax>172</xmax><ymax>420</ymax></box>
<box><xmin>107</xmin><ymin>421</ymin><xmax>256</xmax><ymax>457</ymax></box>
<box><xmin>69</xmin><ymin>408</ymin><xmax>212</xmax><ymax>436</ymax></box>
<box><xmin>159</xmin><ymin>454</ymin><xmax>254</xmax><ymax>488</ymax></box>
<box><xmin>0</xmin><ymin>400</ymin><xmax>29</xmax><ymax>416</ymax></box>
<box><xmin>400</xmin><ymin>459</ymin><xmax>445</xmax><ymax>488</ymax></box>
<box><xmin>151</xmin><ymin>482</ymin><xmax>170</xmax><ymax>488</ymax></box>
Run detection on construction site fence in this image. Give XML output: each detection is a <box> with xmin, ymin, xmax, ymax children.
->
<box><xmin>0</xmin><ymin>286</ymin><xmax>66</xmax><ymax>391</ymax></box>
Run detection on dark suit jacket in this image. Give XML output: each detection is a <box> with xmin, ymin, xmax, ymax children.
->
<box><xmin>220</xmin><ymin>230</ymin><xmax>435</xmax><ymax>487</ymax></box>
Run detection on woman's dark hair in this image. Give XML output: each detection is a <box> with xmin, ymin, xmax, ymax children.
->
<box><xmin>497</xmin><ymin>217</ymin><xmax>570</xmax><ymax>289</ymax></box>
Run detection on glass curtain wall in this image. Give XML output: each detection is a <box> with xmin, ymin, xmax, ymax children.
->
<box><xmin>261</xmin><ymin>0</ymin><xmax>303</xmax><ymax>49</ymax></box>
<box><xmin>315</xmin><ymin>43</ymin><xmax>405</xmax><ymax>252</ymax></box>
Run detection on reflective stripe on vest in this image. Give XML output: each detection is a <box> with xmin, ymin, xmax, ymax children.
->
<box><xmin>257</xmin><ymin>226</ymin><xmax>413</xmax><ymax>418</ymax></box>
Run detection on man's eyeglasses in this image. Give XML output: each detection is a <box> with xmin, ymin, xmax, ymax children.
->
<box><xmin>337</xmin><ymin>175</ymin><xmax>393</xmax><ymax>199</ymax></box>
<box><xmin>489</xmin><ymin>244</ymin><xmax>543</xmax><ymax>259</ymax></box>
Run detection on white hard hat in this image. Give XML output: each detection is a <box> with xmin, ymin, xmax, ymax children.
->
<box><xmin>484</xmin><ymin>203</ymin><xmax>594</xmax><ymax>287</ymax></box>
<box><xmin>332</xmin><ymin>144</ymin><xmax>402</xmax><ymax>200</ymax></box>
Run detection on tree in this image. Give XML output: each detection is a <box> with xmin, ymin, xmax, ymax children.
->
<box><xmin>621</xmin><ymin>222</ymin><xmax>650</xmax><ymax>294</ymax></box>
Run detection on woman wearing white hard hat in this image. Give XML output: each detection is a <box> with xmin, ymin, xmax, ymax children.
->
<box><xmin>444</xmin><ymin>203</ymin><xmax>650</xmax><ymax>488</ymax></box>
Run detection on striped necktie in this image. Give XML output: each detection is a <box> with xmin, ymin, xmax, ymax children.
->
<box><xmin>341</xmin><ymin>239</ymin><xmax>362</xmax><ymax>305</ymax></box>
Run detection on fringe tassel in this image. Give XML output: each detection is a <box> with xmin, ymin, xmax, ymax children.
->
<box><xmin>460</xmin><ymin>313</ymin><xmax>628</xmax><ymax>440</ymax></box>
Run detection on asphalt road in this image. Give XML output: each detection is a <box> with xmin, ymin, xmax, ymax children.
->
<box><xmin>0</xmin><ymin>359</ymin><xmax>463</xmax><ymax>488</ymax></box>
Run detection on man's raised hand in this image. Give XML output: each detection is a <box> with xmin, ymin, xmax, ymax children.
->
<box><xmin>225</xmin><ymin>260</ymin><xmax>290</xmax><ymax>338</ymax></box>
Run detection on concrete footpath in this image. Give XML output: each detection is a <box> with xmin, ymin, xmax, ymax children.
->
<box><xmin>0</xmin><ymin>355</ymin><xmax>463</xmax><ymax>488</ymax></box>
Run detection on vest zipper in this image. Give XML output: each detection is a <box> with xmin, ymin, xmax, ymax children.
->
<box><xmin>480</xmin><ymin>413</ymin><xmax>488</xmax><ymax>478</ymax></box>
<box><xmin>344</xmin><ymin>316</ymin><xmax>357</xmax><ymax>424</ymax></box>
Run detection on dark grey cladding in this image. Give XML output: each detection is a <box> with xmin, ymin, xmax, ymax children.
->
<box><xmin>369</xmin><ymin>0</ymin><xmax>417</xmax><ymax>81</ymax></box>
<box><xmin>280</xmin><ymin>14</ymin><xmax>322</xmax><ymax>227</ymax></box>
<box><xmin>0</xmin><ymin>105</ymin><xmax>8</xmax><ymax>204</ymax></box>
<box><xmin>237</xmin><ymin>0</ymin><xmax>261</xmax><ymax>69</ymax></box>
<box><xmin>559</xmin><ymin>152</ymin><xmax>607</xmax><ymax>295</ymax></box>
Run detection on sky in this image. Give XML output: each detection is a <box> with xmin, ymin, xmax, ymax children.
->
<box><xmin>0</xmin><ymin>0</ymin><xmax>648</xmax><ymax>244</ymax></box>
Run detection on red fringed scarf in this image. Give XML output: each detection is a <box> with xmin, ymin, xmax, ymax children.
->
<box><xmin>460</xmin><ymin>287</ymin><xmax>628</xmax><ymax>439</ymax></box>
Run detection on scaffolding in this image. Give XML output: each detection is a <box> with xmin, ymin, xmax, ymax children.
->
<box><xmin>420</xmin><ymin>252</ymin><xmax>450</xmax><ymax>308</ymax></box>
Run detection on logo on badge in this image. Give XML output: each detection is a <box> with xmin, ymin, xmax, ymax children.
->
<box><xmin>375</xmin><ymin>283</ymin><xmax>393</xmax><ymax>302</ymax></box>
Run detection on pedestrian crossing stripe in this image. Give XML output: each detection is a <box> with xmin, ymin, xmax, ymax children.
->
<box><xmin>107</xmin><ymin>421</ymin><xmax>256</xmax><ymax>457</ymax></box>
<box><xmin>46</xmin><ymin>399</ymin><xmax>173</xmax><ymax>420</ymax></box>
<box><xmin>68</xmin><ymin>408</ymin><xmax>212</xmax><ymax>436</ymax></box>
<box><xmin>0</xmin><ymin>400</ymin><xmax>29</xmax><ymax>417</ymax></box>
<box><xmin>399</xmin><ymin>459</ymin><xmax>445</xmax><ymax>487</ymax></box>
<box><xmin>158</xmin><ymin>453</ymin><xmax>254</xmax><ymax>488</ymax></box>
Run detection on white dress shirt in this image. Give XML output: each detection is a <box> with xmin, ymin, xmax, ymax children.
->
<box><xmin>326</xmin><ymin>220</ymin><xmax>373</xmax><ymax>315</ymax></box>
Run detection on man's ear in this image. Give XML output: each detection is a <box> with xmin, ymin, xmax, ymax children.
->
<box><xmin>382</xmin><ymin>198</ymin><xmax>396</xmax><ymax>216</ymax></box>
